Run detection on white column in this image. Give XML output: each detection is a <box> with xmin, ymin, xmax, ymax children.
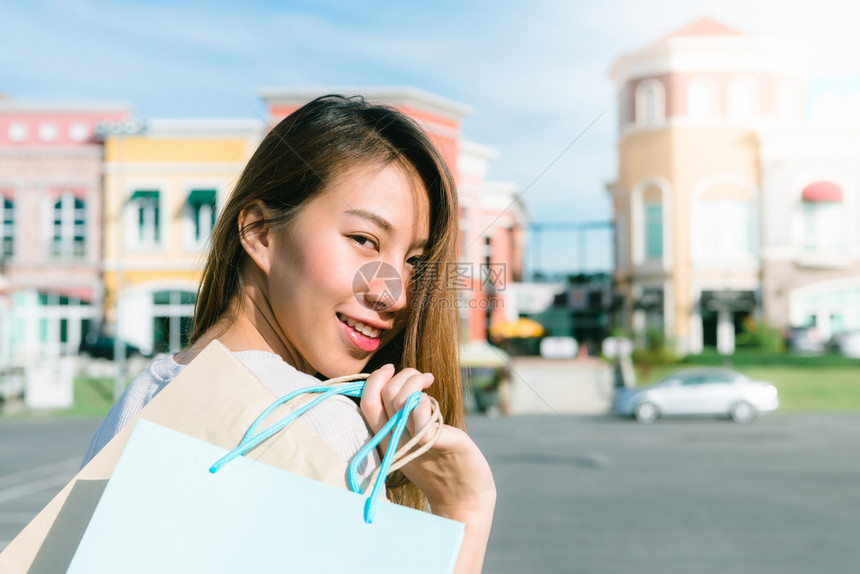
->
<box><xmin>632</xmin><ymin>309</ymin><xmax>646</xmax><ymax>347</ymax></box>
<box><xmin>689</xmin><ymin>308</ymin><xmax>703</xmax><ymax>355</ymax></box>
<box><xmin>717</xmin><ymin>310</ymin><xmax>735</xmax><ymax>355</ymax></box>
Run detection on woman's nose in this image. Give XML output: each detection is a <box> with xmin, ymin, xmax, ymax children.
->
<box><xmin>356</xmin><ymin>261</ymin><xmax>407</xmax><ymax>312</ymax></box>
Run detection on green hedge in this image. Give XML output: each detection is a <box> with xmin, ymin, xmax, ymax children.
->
<box><xmin>680</xmin><ymin>350</ymin><xmax>860</xmax><ymax>368</ymax></box>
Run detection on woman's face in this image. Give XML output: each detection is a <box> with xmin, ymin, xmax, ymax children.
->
<box><xmin>263</xmin><ymin>162</ymin><xmax>430</xmax><ymax>377</ymax></box>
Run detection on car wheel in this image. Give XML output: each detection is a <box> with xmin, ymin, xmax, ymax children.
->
<box><xmin>730</xmin><ymin>401</ymin><xmax>757</xmax><ymax>424</ymax></box>
<box><xmin>634</xmin><ymin>401</ymin><xmax>659</xmax><ymax>423</ymax></box>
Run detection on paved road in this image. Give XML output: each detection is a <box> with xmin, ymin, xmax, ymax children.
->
<box><xmin>2</xmin><ymin>413</ymin><xmax>859</xmax><ymax>573</ymax></box>
<box><xmin>0</xmin><ymin>418</ymin><xmax>98</xmax><ymax>549</ymax></box>
<box><xmin>471</xmin><ymin>412</ymin><xmax>860</xmax><ymax>574</ymax></box>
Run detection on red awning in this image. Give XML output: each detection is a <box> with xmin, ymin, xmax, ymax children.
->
<box><xmin>802</xmin><ymin>181</ymin><xmax>843</xmax><ymax>202</ymax></box>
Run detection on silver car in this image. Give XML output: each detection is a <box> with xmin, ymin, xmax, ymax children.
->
<box><xmin>612</xmin><ymin>368</ymin><xmax>778</xmax><ymax>423</ymax></box>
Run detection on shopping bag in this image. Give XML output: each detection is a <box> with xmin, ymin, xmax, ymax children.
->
<box><xmin>0</xmin><ymin>341</ymin><xmax>363</xmax><ymax>573</ymax></box>
<box><xmin>67</xmin><ymin>416</ymin><xmax>464</xmax><ymax>572</ymax></box>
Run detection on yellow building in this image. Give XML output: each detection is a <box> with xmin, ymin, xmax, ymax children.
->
<box><xmin>609</xmin><ymin>19</ymin><xmax>808</xmax><ymax>354</ymax></box>
<box><xmin>102</xmin><ymin>119</ymin><xmax>263</xmax><ymax>354</ymax></box>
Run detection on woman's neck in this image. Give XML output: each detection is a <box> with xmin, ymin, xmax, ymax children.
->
<box><xmin>175</xmin><ymin>292</ymin><xmax>315</xmax><ymax>375</ymax></box>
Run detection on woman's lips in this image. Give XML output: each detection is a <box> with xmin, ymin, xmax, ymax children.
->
<box><xmin>338</xmin><ymin>314</ymin><xmax>381</xmax><ymax>352</ymax></box>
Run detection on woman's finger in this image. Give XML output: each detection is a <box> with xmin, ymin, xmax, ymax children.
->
<box><xmin>359</xmin><ymin>363</ymin><xmax>395</xmax><ymax>434</ymax></box>
<box><xmin>386</xmin><ymin>372</ymin><xmax>434</xmax><ymax>439</ymax></box>
<box><xmin>379</xmin><ymin>368</ymin><xmax>422</xmax><ymax>417</ymax></box>
<box><xmin>408</xmin><ymin>392</ymin><xmax>434</xmax><ymax>441</ymax></box>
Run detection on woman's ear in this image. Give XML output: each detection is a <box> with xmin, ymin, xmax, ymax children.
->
<box><xmin>238</xmin><ymin>201</ymin><xmax>273</xmax><ymax>274</ymax></box>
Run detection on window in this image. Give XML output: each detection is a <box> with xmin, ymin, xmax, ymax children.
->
<box><xmin>687</xmin><ymin>76</ymin><xmax>719</xmax><ymax>119</ymax></box>
<box><xmin>51</xmin><ymin>192</ymin><xmax>86</xmax><ymax>258</ymax></box>
<box><xmin>695</xmin><ymin>200</ymin><xmax>755</xmax><ymax>259</ymax></box>
<box><xmin>635</xmin><ymin>79</ymin><xmax>665</xmax><ymax>128</ymax></box>
<box><xmin>152</xmin><ymin>290</ymin><xmax>196</xmax><ymax>353</ymax></box>
<box><xmin>727</xmin><ymin>76</ymin><xmax>760</xmax><ymax>120</ymax></box>
<box><xmin>1</xmin><ymin>197</ymin><xmax>13</xmax><ymax>258</ymax></box>
<box><xmin>636</xmin><ymin>184</ymin><xmax>666</xmax><ymax>265</ymax></box>
<box><xmin>796</xmin><ymin>286</ymin><xmax>860</xmax><ymax>337</ymax></box>
<box><xmin>38</xmin><ymin>123</ymin><xmax>59</xmax><ymax>142</ymax></box>
<box><xmin>644</xmin><ymin>202</ymin><xmax>663</xmax><ymax>259</ymax></box>
<box><xmin>68</xmin><ymin>122</ymin><xmax>89</xmax><ymax>142</ymax></box>
<box><xmin>129</xmin><ymin>190</ymin><xmax>161</xmax><ymax>248</ymax></box>
<box><xmin>804</xmin><ymin>202</ymin><xmax>844</xmax><ymax>254</ymax></box>
<box><xmin>185</xmin><ymin>189</ymin><xmax>216</xmax><ymax>249</ymax></box>
<box><xmin>8</xmin><ymin>123</ymin><xmax>28</xmax><ymax>142</ymax></box>
<box><xmin>801</xmin><ymin>181</ymin><xmax>844</xmax><ymax>256</ymax></box>
<box><xmin>14</xmin><ymin>291</ymin><xmax>94</xmax><ymax>356</ymax></box>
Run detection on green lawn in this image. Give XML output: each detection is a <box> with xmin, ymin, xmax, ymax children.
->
<box><xmin>69</xmin><ymin>376</ymin><xmax>117</xmax><ymax>416</ymax></box>
<box><xmin>635</xmin><ymin>363</ymin><xmax>860</xmax><ymax>412</ymax></box>
<box><xmin>3</xmin><ymin>376</ymin><xmax>118</xmax><ymax>419</ymax></box>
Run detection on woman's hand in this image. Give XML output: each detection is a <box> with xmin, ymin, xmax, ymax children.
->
<box><xmin>361</xmin><ymin>364</ymin><xmax>496</xmax><ymax>574</ymax></box>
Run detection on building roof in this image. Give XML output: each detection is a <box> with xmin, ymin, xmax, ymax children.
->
<box><xmin>655</xmin><ymin>17</ymin><xmax>744</xmax><ymax>44</ymax></box>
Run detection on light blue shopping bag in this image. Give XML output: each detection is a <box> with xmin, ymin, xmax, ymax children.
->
<box><xmin>67</xmin><ymin>385</ymin><xmax>464</xmax><ymax>574</ymax></box>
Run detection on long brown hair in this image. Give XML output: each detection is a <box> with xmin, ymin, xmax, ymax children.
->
<box><xmin>191</xmin><ymin>95</ymin><xmax>462</xmax><ymax>510</ymax></box>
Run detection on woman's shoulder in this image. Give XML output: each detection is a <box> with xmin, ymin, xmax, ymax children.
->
<box><xmin>232</xmin><ymin>350</ymin><xmax>377</xmax><ymax>472</ymax></box>
<box><xmin>233</xmin><ymin>350</ymin><xmax>364</xmax><ymax>417</ymax></box>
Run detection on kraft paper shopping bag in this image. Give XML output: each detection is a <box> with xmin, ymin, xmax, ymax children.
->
<box><xmin>0</xmin><ymin>341</ymin><xmax>354</xmax><ymax>573</ymax></box>
<box><xmin>67</xmin><ymin>419</ymin><xmax>464</xmax><ymax>574</ymax></box>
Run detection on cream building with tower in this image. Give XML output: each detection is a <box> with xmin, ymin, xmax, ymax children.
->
<box><xmin>607</xmin><ymin>18</ymin><xmax>860</xmax><ymax>354</ymax></box>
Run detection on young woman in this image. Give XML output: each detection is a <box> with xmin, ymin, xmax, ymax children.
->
<box><xmin>83</xmin><ymin>95</ymin><xmax>496</xmax><ymax>572</ymax></box>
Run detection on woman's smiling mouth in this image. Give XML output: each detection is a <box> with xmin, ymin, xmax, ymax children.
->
<box><xmin>337</xmin><ymin>312</ymin><xmax>387</xmax><ymax>352</ymax></box>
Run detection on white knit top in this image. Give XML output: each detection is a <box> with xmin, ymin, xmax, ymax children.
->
<box><xmin>81</xmin><ymin>350</ymin><xmax>381</xmax><ymax>478</ymax></box>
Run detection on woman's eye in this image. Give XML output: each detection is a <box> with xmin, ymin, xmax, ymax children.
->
<box><xmin>406</xmin><ymin>255</ymin><xmax>423</xmax><ymax>267</ymax></box>
<box><xmin>349</xmin><ymin>235</ymin><xmax>378</xmax><ymax>250</ymax></box>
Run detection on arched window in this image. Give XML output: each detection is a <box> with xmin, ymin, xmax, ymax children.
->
<box><xmin>687</xmin><ymin>76</ymin><xmax>720</xmax><ymax>119</ymax></box>
<box><xmin>1</xmin><ymin>196</ymin><xmax>14</xmax><ymax>258</ymax></box>
<box><xmin>51</xmin><ymin>192</ymin><xmax>86</xmax><ymax>258</ymax></box>
<box><xmin>693</xmin><ymin>182</ymin><xmax>757</xmax><ymax>260</ymax></box>
<box><xmin>727</xmin><ymin>76</ymin><xmax>760</xmax><ymax>120</ymax></box>
<box><xmin>635</xmin><ymin>79</ymin><xmax>665</xmax><ymax>128</ymax></box>
<box><xmin>802</xmin><ymin>181</ymin><xmax>845</xmax><ymax>255</ymax></box>
<box><xmin>633</xmin><ymin>183</ymin><xmax>669</xmax><ymax>266</ymax></box>
<box><xmin>642</xmin><ymin>186</ymin><xmax>663</xmax><ymax>259</ymax></box>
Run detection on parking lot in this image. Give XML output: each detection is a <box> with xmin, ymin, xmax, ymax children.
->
<box><xmin>2</xmin><ymin>413</ymin><xmax>859</xmax><ymax>573</ymax></box>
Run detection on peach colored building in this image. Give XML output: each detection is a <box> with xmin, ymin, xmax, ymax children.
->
<box><xmin>260</xmin><ymin>88</ymin><xmax>525</xmax><ymax>342</ymax></box>
<box><xmin>609</xmin><ymin>19</ymin><xmax>818</xmax><ymax>354</ymax></box>
<box><xmin>0</xmin><ymin>100</ymin><xmax>128</xmax><ymax>360</ymax></box>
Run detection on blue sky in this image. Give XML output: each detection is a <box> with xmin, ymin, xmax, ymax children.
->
<box><xmin>3</xmin><ymin>0</ymin><xmax>859</xmax><ymax>274</ymax></box>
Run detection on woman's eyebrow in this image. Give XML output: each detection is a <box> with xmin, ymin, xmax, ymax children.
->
<box><xmin>345</xmin><ymin>209</ymin><xmax>392</xmax><ymax>233</ymax></box>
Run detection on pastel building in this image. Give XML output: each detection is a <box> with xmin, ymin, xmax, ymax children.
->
<box><xmin>102</xmin><ymin>119</ymin><xmax>263</xmax><ymax>354</ymax></box>
<box><xmin>607</xmin><ymin>18</ymin><xmax>856</xmax><ymax>354</ymax></box>
<box><xmin>457</xmin><ymin>140</ymin><xmax>526</xmax><ymax>340</ymax></box>
<box><xmin>0</xmin><ymin>100</ymin><xmax>128</xmax><ymax>360</ymax></box>
<box><xmin>758</xmin><ymin>116</ymin><xmax>860</xmax><ymax>336</ymax></box>
<box><xmin>260</xmin><ymin>88</ymin><xmax>525</xmax><ymax>342</ymax></box>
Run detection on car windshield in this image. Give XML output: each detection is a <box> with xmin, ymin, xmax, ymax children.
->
<box><xmin>657</xmin><ymin>370</ymin><xmax>745</xmax><ymax>386</ymax></box>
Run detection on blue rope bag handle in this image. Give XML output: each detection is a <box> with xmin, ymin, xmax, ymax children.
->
<box><xmin>209</xmin><ymin>377</ymin><xmax>434</xmax><ymax>524</ymax></box>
